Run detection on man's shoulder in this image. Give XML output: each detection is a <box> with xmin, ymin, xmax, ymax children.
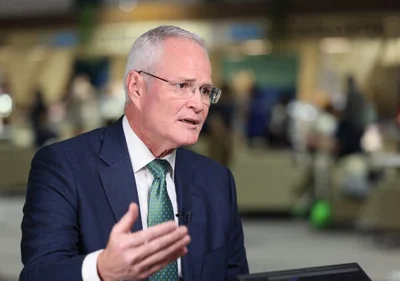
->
<box><xmin>179</xmin><ymin>148</ymin><xmax>235</xmax><ymax>198</ymax></box>
<box><xmin>39</xmin><ymin>127</ymin><xmax>107</xmax><ymax>159</ymax></box>
<box><xmin>179</xmin><ymin>147</ymin><xmax>228</xmax><ymax>173</ymax></box>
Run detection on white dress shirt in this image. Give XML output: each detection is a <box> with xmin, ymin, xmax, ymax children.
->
<box><xmin>81</xmin><ymin>116</ymin><xmax>181</xmax><ymax>280</ymax></box>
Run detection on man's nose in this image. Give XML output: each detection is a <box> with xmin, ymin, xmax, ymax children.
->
<box><xmin>187</xmin><ymin>87</ymin><xmax>204</xmax><ymax>112</ymax></box>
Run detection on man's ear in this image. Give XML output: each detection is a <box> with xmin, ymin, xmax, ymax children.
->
<box><xmin>126</xmin><ymin>70</ymin><xmax>145</xmax><ymax>107</ymax></box>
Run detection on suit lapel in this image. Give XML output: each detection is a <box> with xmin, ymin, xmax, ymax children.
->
<box><xmin>98</xmin><ymin>117</ymin><xmax>143</xmax><ymax>232</ymax></box>
<box><xmin>175</xmin><ymin>148</ymin><xmax>208</xmax><ymax>281</ymax></box>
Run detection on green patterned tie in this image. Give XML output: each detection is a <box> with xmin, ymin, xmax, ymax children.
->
<box><xmin>147</xmin><ymin>159</ymin><xmax>178</xmax><ymax>281</ymax></box>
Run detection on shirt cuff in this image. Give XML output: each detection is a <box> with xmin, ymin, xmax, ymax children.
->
<box><xmin>82</xmin><ymin>249</ymin><xmax>104</xmax><ymax>281</ymax></box>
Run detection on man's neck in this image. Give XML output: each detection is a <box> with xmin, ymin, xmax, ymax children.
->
<box><xmin>125</xmin><ymin>112</ymin><xmax>175</xmax><ymax>159</ymax></box>
<box><xmin>157</xmin><ymin>149</ymin><xmax>174</xmax><ymax>159</ymax></box>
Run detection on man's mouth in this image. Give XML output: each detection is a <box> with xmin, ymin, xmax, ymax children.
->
<box><xmin>179</xmin><ymin>118</ymin><xmax>200</xmax><ymax>125</ymax></box>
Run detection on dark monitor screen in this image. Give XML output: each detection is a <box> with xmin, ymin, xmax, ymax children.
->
<box><xmin>238</xmin><ymin>263</ymin><xmax>371</xmax><ymax>281</ymax></box>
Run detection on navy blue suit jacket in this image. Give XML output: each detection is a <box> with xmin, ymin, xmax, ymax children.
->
<box><xmin>20</xmin><ymin>118</ymin><xmax>249</xmax><ymax>281</ymax></box>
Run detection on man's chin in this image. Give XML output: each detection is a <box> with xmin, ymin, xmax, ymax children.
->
<box><xmin>177</xmin><ymin>135</ymin><xmax>200</xmax><ymax>148</ymax></box>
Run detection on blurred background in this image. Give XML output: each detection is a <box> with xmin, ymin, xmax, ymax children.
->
<box><xmin>2</xmin><ymin>0</ymin><xmax>400</xmax><ymax>280</ymax></box>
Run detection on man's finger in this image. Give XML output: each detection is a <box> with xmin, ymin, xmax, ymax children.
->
<box><xmin>127</xmin><ymin>226</ymin><xmax>188</xmax><ymax>262</ymax></box>
<box><xmin>127</xmin><ymin>221</ymin><xmax>180</xmax><ymax>247</ymax></box>
<box><xmin>112</xmin><ymin>203</ymin><xmax>139</xmax><ymax>234</ymax></box>
<box><xmin>137</xmin><ymin>247</ymin><xmax>188</xmax><ymax>280</ymax></box>
<box><xmin>137</xmin><ymin>234</ymin><xmax>190</xmax><ymax>269</ymax></box>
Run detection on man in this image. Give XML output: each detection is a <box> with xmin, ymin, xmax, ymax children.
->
<box><xmin>20</xmin><ymin>25</ymin><xmax>249</xmax><ymax>281</ymax></box>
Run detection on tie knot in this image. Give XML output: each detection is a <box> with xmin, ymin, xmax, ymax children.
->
<box><xmin>147</xmin><ymin>159</ymin><xmax>170</xmax><ymax>179</ymax></box>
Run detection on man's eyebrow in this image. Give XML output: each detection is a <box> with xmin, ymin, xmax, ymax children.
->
<box><xmin>174</xmin><ymin>77</ymin><xmax>196</xmax><ymax>83</ymax></box>
<box><xmin>174</xmin><ymin>77</ymin><xmax>214</xmax><ymax>87</ymax></box>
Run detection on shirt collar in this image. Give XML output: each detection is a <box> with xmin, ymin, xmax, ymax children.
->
<box><xmin>122</xmin><ymin>115</ymin><xmax>176</xmax><ymax>179</ymax></box>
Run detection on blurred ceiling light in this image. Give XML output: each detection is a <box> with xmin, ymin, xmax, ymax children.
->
<box><xmin>320</xmin><ymin>37</ymin><xmax>351</xmax><ymax>54</ymax></box>
<box><xmin>241</xmin><ymin>40</ymin><xmax>272</xmax><ymax>56</ymax></box>
<box><xmin>0</xmin><ymin>94</ymin><xmax>12</xmax><ymax>118</ymax></box>
<box><xmin>119</xmin><ymin>0</ymin><xmax>137</xmax><ymax>12</ymax></box>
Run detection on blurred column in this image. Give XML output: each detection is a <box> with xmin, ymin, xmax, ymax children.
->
<box><xmin>109</xmin><ymin>55</ymin><xmax>126</xmax><ymax>85</ymax></box>
<box><xmin>37</xmin><ymin>48</ymin><xmax>76</xmax><ymax>104</ymax></box>
<box><xmin>4</xmin><ymin>31</ymin><xmax>47</xmax><ymax>107</ymax></box>
<box><xmin>297</xmin><ymin>39</ymin><xmax>320</xmax><ymax>102</ymax></box>
<box><xmin>209</xmin><ymin>49</ymin><xmax>223</xmax><ymax>87</ymax></box>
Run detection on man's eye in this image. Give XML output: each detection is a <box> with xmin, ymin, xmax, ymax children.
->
<box><xmin>200</xmin><ymin>87</ymin><xmax>211</xmax><ymax>95</ymax></box>
<box><xmin>176</xmin><ymin>83</ymin><xmax>188</xmax><ymax>89</ymax></box>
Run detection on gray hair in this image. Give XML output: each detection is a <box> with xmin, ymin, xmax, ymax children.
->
<box><xmin>124</xmin><ymin>25</ymin><xmax>209</xmax><ymax>101</ymax></box>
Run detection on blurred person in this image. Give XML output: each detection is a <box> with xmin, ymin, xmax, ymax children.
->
<box><xmin>245</xmin><ymin>83</ymin><xmax>268</xmax><ymax>148</ymax></box>
<box><xmin>207</xmin><ymin>82</ymin><xmax>235</xmax><ymax>166</ymax></box>
<box><xmin>30</xmin><ymin>89</ymin><xmax>47</xmax><ymax>132</ymax></box>
<box><xmin>342</xmin><ymin>76</ymin><xmax>372</xmax><ymax>131</ymax></box>
<box><xmin>30</xmin><ymin>89</ymin><xmax>57</xmax><ymax>147</ymax></box>
<box><xmin>335</xmin><ymin>76</ymin><xmax>376</xmax><ymax>159</ymax></box>
<box><xmin>286</xmin><ymin>101</ymin><xmax>319</xmax><ymax>156</ymax></box>
<box><xmin>20</xmin><ymin>25</ymin><xmax>249</xmax><ymax>281</ymax></box>
<box><xmin>267</xmin><ymin>94</ymin><xmax>291</xmax><ymax>148</ymax></box>
<box><xmin>68</xmin><ymin>74</ymin><xmax>102</xmax><ymax>135</ymax></box>
<box><xmin>332</xmin><ymin>77</ymin><xmax>377</xmax><ymax>199</ymax></box>
<box><xmin>311</xmin><ymin>103</ymin><xmax>338</xmax><ymax>200</ymax></box>
<box><xmin>230</xmin><ymin>70</ymin><xmax>254</xmax><ymax>144</ymax></box>
<box><xmin>47</xmin><ymin>96</ymin><xmax>69</xmax><ymax>138</ymax></box>
<box><xmin>313</xmin><ymin>103</ymin><xmax>338</xmax><ymax>152</ymax></box>
<box><xmin>292</xmin><ymin>102</ymin><xmax>338</xmax><ymax>216</ymax></box>
<box><xmin>335</xmin><ymin>115</ymin><xmax>365</xmax><ymax>159</ymax></box>
<box><xmin>100</xmin><ymin>80</ymin><xmax>126</xmax><ymax>126</ymax></box>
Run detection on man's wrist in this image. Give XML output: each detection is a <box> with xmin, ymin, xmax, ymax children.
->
<box><xmin>97</xmin><ymin>251</ymin><xmax>110</xmax><ymax>281</ymax></box>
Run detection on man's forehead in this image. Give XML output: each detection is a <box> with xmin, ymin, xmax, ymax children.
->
<box><xmin>153</xmin><ymin>62</ymin><xmax>212</xmax><ymax>84</ymax></box>
<box><xmin>152</xmin><ymin>39</ymin><xmax>212</xmax><ymax>82</ymax></box>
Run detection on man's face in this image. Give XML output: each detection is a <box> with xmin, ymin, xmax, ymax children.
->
<box><xmin>135</xmin><ymin>38</ymin><xmax>212</xmax><ymax>149</ymax></box>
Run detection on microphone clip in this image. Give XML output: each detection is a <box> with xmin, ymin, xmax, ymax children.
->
<box><xmin>176</xmin><ymin>212</ymin><xmax>191</xmax><ymax>223</ymax></box>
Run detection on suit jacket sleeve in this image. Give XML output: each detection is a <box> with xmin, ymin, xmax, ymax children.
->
<box><xmin>226</xmin><ymin>169</ymin><xmax>249</xmax><ymax>280</ymax></box>
<box><xmin>20</xmin><ymin>145</ymin><xmax>85</xmax><ymax>281</ymax></box>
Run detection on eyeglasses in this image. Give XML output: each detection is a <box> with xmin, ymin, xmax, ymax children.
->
<box><xmin>138</xmin><ymin>71</ymin><xmax>221</xmax><ymax>104</ymax></box>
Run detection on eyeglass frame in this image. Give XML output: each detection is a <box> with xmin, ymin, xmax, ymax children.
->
<box><xmin>137</xmin><ymin>70</ymin><xmax>221</xmax><ymax>104</ymax></box>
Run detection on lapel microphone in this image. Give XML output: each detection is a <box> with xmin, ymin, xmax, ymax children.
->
<box><xmin>175</xmin><ymin>212</ymin><xmax>191</xmax><ymax>223</ymax></box>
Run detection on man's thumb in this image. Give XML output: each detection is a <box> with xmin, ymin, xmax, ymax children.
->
<box><xmin>112</xmin><ymin>203</ymin><xmax>138</xmax><ymax>234</ymax></box>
